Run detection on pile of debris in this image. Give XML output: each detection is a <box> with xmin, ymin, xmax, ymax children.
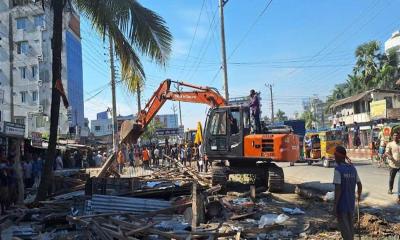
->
<box><xmin>2</xmin><ymin>157</ymin><xmax>400</xmax><ymax>239</ymax></box>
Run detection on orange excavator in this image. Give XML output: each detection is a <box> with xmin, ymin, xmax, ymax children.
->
<box><xmin>117</xmin><ymin>79</ymin><xmax>299</xmax><ymax>192</ymax></box>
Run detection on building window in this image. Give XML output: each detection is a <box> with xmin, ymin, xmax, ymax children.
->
<box><xmin>20</xmin><ymin>91</ymin><xmax>27</xmax><ymax>103</ymax></box>
<box><xmin>32</xmin><ymin>91</ymin><xmax>37</xmax><ymax>102</ymax></box>
<box><xmin>15</xmin><ymin>117</ymin><xmax>25</xmax><ymax>125</ymax></box>
<box><xmin>20</xmin><ymin>66</ymin><xmax>26</xmax><ymax>79</ymax></box>
<box><xmin>16</xmin><ymin>17</ymin><xmax>27</xmax><ymax>30</ymax></box>
<box><xmin>17</xmin><ymin>41</ymin><xmax>29</xmax><ymax>54</ymax></box>
<box><xmin>0</xmin><ymin>110</ymin><xmax>2</xmax><ymax>122</ymax></box>
<box><xmin>95</xmin><ymin>126</ymin><xmax>101</xmax><ymax>131</ymax></box>
<box><xmin>34</xmin><ymin>14</ymin><xmax>44</xmax><ymax>27</ymax></box>
<box><xmin>31</xmin><ymin>65</ymin><xmax>37</xmax><ymax>78</ymax></box>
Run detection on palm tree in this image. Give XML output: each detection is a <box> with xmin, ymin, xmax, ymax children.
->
<box><xmin>354</xmin><ymin>41</ymin><xmax>380</xmax><ymax>89</ymax></box>
<box><xmin>36</xmin><ymin>0</ymin><xmax>172</xmax><ymax>201</ymax></box>
<box><xmin>374</xmin><ymin>48</ymin><xmax>399</xmax><ymax>89</ymax></box>
<box><xmin>275</xmin><ymin>109</ymin><xmax>287</xmax><ymax>122</ymax></box>
<box><xmin>345</xmin><ymin>74</ymin><xmax>363</xmax><ymax>96</ymax></box>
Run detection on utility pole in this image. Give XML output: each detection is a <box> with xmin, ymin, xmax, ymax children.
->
<box><xmin>109</xmin><ymin>36</ymin><xmax>118</xmax><ymax>153</ymax></box>
<box><xmin>219</xmin><ymin>0</ymin><xmax>229</xmax><ymax>101</ymax></box>
<box><xmin>266</xmin><ymin>84</ymin><xmax>274</xmax><ymax>123</ymax></box>
<box><xmin>171</xmin><ymin>103</ymin><xmax>177</xmax><ymax>124</ymax></box>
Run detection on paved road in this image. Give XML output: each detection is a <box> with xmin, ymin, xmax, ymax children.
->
<box><xmin>279</xmin><ymin>160</ymin><xmax>400</xmax><ymax>208</ymax></box>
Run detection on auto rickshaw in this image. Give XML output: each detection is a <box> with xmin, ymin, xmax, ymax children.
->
<box><xmin>304</xmin><ymin>132</ymin><xmax>321</xmax><ymax>164</ymax></box>
<box><xmin>304</xmin><ymin>129</ymin><xmax>343</xmax><ymax>167</ymax></box>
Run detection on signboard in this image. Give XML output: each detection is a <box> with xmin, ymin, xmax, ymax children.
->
<box><xmin>156</xmin><ymin>128</ymin><xmax>180</xmax><ymax>136</ymax></box>
<box><xmin>3</xmin><ymin>121</ymin><xmax>25</xmax><ymax>137</ymax></box>
<box><xmin>370</xmin><ymin>100</ymin><xmax>387</xmax><ymax>119</ymax></box>
<box><xmin>31</xmin><ymin>132</ymin><xmax>42</xmax><ymax>147</ymax></box>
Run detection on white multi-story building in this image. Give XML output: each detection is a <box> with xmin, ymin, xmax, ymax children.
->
<box><xmin>384</xmin><ymin>30</ymin><xmax>400</xmax><ymax>59</ymax></box>
<box><xmin>0</xmin><ymin>1</ymin><xmax>84</xmax><ymax>138</ymax></box>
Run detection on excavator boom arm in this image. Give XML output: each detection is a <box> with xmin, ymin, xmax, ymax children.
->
<box><xmin>120</xmin><ymin>79</ymin><xmax>226</xmax><ymax>144</ymax></box>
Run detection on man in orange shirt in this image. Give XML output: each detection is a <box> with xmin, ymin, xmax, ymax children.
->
<box><xmin>117</xmin><ymin>149</ymin><xmax>125</xmax><ymax>174</ymax></box>
<box><xmin>142</xmin><ymin>147</ymin><xmax>150</xmax><ymax>169</ymax></box>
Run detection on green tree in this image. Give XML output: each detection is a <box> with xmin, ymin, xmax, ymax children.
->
<box><xmin>141</xmin><ymin>119</ymin><xmax>163</xmax><ymax>143</ymax></box>
<box><xmin>275</xmin><ymin>109</ymin><xmax>287</xmax><ymax>122</ymax></box>
<box><xmin>345</xmin><ymin>74</ymin><xmax>363</xmax><ymax>96</ymax></box>
<box><xmin>36</xmin><ymin>0</ymin><xmax>172</xmax><ymax>201</ymax></box>
<box><xmin>354</xmin><ymin>40</ymin><xmax>380</xmax><ymax>89</ymax></box>
<box><xmin>374</xmin><ymin>49</ymin><xmax>399</xmax><ymax>89</ymax></box>
<box><xmin>300</xmin><ymin>110</ymin><xmax>317</xmax><ymax>129</ymax></box>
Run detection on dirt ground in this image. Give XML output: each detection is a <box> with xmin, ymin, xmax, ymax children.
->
<box><xmin>224</xmin><ymin>176</ymin><xmax>400</xmax><ymax>240</ymax></box>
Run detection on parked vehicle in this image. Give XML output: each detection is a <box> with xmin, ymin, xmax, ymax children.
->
<box><xmin>303</xmin><ymin>129</ymin><xmax>342</xmax><ymax>167</ymax></box>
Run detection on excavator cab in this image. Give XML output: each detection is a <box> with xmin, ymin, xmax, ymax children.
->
<box><xmin>204</xmin><ymin>105</ymin><xmax>249</xmax><ymax>160</ymax></box>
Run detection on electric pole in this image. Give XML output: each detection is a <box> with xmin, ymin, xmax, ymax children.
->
<box><xmin>266</xmin><ymin>84</ymin><xmax>274</xmax><ymax>123</ymax></box>
<box><xmin>171</xmin><ymin>104</ymin><xmax>178</xmax><ymax>126</ymax></box>
<box><xmin>219</xmin><ymin>0</ymin><xmax>229</xmax><ymax>101</ymax></box>
<box><xmin>109</xmin><ymin>36</ymin><xmax>118</xmax><ymax>153</ymax></box>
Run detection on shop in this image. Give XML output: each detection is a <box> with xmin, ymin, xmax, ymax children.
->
<box><xmin>0</xmin><ymin>122</ymin><xmax>25</xmax><ymax>161</ymax></box>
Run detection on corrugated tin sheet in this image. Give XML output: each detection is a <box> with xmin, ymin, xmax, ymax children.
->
<box><xmin>85</xmin><ymin>194</ymin><xmax>171</xmax><ymax>215</ymax></box>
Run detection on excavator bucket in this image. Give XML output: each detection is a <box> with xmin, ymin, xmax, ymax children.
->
<box><xmin>119</xmin><ymin>120</ymin><xmax>144</xmax><ymax>144</ymax></box>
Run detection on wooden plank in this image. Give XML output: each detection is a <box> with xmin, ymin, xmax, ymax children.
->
<box><xmin>192</xmin><ymin>182</ymin><xmax>198</xmax><ymax>230</ymax></box>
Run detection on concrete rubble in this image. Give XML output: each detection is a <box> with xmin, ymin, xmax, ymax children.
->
<box><xmin>0</xmin><ymin>161</ymin><xmax>399</xmax><ymax>240</ymax></box>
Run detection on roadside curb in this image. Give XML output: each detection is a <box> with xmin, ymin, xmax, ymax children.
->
<box><xmin>285</xmin><ymin>176</ymin><xmax>400</xmax><ymax>210</ymax></box>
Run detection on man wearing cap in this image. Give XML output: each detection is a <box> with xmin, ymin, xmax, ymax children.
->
<box><xmin>385</xmin><ymin>131</ymin><xmax>400</xmax><ymax>203</ymax></box>
<box><xmin>249</xmin><ymin>89</ymin><xmax>261</xmax><ymax>134</ymax></box>
<box><xmin>333</xmin><ymin>146</ymin><xmax>362</xmax><ymax>240</ymax></box>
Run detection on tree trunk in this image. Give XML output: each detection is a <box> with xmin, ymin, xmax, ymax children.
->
<box><xmin>36</xmin><ymin>1</ymin><xmax>64</xmax><ymax>201</ymax></box>
<box><xmin>12</xmin><ymin>139</ymin><xmax>24</xmax><ymax>204</ymax></box>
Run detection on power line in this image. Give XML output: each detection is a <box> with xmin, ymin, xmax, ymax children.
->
<box><xmin>177</xmin><ymin>0</ymin><xmax>206</xmax><ymax>79</ymax></box>
<box><xmin>228</xmin><ymin>0</ymin><xmax>273</xmax><ymax>60</ymax></box>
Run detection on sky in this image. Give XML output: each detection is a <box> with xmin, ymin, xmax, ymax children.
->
<box><xmin>81</xmin><ymin>0</ymin><xmax>400</xmax><ymax>129</ymax></box>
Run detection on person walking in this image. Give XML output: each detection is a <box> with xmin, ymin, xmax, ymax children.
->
<box><xmin>333</xmin><ymin>146</ymin><xmax>362</xmax><ymax>240</ymax></box>
<box><xmin>385</xmin><ymin>131</ymin><xmax>400</xmax><ymax>203</ymax></box>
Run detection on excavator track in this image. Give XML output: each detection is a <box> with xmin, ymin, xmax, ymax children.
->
<box><xmin>268</xmin><ymin>163</ymin><xmax>284</xmax><ymax>192</ymax></box>
<box><xmin>211</xmin><ymin>164</ymin><xmax>228</xmax><ymax>194</ymax></box>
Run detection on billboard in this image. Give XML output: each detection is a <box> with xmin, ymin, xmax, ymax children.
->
<box><xmin>370</xmin><ymin>99</ymin><xmax>387</xmax><ymax>119</ymax></box>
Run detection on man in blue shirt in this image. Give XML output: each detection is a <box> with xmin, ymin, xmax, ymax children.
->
<box><xmin>333</xmin><ymin>146</ymin><xmax>362</xmax><ymax>240</ymax></box>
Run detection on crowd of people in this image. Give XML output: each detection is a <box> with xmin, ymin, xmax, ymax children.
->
<box><xmin>0</xmin><ymin>151</ymin><xmax>44</xmax><ymax>214</ymax></box>
<box><xmin>115</xmin><ymin>142</ymin><xmax>208</xmax><ymax>175</ymax></box>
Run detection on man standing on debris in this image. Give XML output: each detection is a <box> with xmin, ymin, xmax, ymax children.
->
<box><xmin>385</xmin><ymin>131</ymin><xmax>400</xmax><ymax>203</ymax></box>
<box><xmin>333</xmin><ymin>146</ymin><xmax>362</xmax><ymax>240</ymax></box>
<box><xmin>154</xmin><ymin>146</ymin><xmax>160</xmax><ymax>166</ymax></box>
<box><xmin>249</xmin><ymin>89</ymin><xmax>261</xmax><ymax>134</ymax></box>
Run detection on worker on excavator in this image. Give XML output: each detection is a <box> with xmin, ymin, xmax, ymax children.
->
<box><xmin>249</xmin><ymin>89</ymin><xmax>261</xmax><ymax>134</ymax></box>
